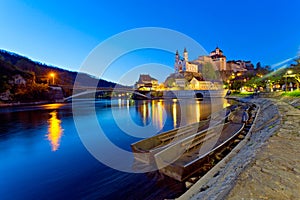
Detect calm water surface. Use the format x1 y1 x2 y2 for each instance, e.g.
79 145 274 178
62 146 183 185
0 98 229 200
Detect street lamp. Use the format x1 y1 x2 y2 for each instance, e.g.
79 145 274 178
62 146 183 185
50 73 55 85
285 70 292 92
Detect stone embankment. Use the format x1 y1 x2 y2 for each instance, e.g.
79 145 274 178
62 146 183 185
177 97 292 200
227 98 300 199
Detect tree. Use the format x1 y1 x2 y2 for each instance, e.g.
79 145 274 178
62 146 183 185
256 62 262 70
201 62 218 81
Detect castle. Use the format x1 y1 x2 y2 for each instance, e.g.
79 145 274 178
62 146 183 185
209 46 227 71
174 47 227 73
174 47 252 73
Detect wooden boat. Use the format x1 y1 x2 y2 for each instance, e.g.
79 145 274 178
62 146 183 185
131 105 239 164
154 108 246 181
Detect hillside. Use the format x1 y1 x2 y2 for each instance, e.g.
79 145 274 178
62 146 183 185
0 50 116 88
0 49 118 102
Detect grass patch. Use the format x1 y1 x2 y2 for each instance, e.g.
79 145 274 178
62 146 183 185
229 91 253 97
281 90 300 97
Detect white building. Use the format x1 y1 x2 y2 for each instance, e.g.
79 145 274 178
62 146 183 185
174 48 199 73
9 74 26 85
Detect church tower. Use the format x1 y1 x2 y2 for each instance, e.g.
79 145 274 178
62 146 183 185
175 50 179 62
175 50 180 72
183 48 188 61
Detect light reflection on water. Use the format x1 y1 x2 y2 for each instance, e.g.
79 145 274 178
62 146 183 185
134 99 226 131
47 111 64 151
0 98 230 200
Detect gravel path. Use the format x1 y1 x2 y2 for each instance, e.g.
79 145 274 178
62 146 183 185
227 99 300 200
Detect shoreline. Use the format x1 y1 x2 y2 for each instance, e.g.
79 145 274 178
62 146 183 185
177 96 300 200
177 97 282 199
0 99 65 108
227 97 300 199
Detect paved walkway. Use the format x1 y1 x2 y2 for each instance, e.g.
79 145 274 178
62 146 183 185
227 99 300 199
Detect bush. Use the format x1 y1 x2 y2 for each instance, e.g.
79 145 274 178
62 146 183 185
229 91 253 97
282 90 300 97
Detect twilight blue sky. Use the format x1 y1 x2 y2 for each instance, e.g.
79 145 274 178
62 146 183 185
1 0 299 85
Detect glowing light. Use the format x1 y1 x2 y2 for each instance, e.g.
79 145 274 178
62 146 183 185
152 101 164 130
157 101 164 129
223 101 231 108
172 102 177 127
195 101 200 122
49 73 55 84
118 98 122 108
47 111 63 151
41 103 63 110
142 102 147 125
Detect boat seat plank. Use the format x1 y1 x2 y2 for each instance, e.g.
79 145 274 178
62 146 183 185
160 128 198 143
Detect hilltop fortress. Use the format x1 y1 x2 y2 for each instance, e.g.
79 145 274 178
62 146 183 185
135 47 254 91
174 46 249 73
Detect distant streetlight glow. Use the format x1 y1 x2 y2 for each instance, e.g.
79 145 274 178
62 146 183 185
50 73 55 85
285 70 293 92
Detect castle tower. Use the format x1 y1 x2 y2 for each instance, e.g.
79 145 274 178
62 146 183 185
216 46 220 54
183 48 188 61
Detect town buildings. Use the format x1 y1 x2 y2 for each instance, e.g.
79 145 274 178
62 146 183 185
135 47 253 91
135 74 158 90
174 47 250 73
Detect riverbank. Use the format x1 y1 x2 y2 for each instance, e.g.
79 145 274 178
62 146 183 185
227 97 300 199
177 97 282 199
0 99 64 108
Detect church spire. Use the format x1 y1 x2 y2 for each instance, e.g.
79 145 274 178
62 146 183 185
174 50 180 73
175 50 179 61
183 48 188 61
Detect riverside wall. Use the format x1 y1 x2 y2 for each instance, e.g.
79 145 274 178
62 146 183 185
177 97 290 200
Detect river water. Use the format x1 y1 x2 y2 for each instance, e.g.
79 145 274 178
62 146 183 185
0 98 229 200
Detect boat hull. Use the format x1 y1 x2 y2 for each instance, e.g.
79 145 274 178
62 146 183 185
131 105 238 164
154 111 245 181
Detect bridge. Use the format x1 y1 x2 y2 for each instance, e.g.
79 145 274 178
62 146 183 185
55 85 227 101
62 86 149 101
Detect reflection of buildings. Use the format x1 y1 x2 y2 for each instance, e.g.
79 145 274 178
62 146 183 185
47 111 63 151
136 101 151 126
152 100 165 129
135 100 228 130
136 100 166 129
